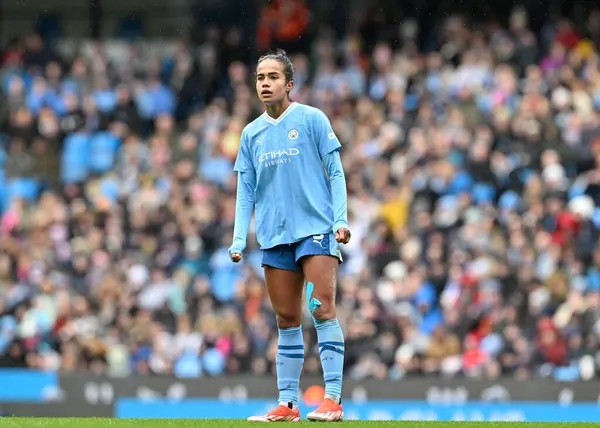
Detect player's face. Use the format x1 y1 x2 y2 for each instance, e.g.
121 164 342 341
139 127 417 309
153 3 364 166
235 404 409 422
255 59 294 105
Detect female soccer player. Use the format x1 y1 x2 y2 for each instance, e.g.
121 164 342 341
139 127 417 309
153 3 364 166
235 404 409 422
229 49 350 422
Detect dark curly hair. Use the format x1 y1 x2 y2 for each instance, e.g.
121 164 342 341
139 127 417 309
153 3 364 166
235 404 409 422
257 48 295 83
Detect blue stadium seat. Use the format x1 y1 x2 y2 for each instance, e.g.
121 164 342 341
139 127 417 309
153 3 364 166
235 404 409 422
4 178 39 207
471 182 496 205
63 132 90 159
92 90 117 113
89 132 120 174
61 162 88 184
62 133 91 183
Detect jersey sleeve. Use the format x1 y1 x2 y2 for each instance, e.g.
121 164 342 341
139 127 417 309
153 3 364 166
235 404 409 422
311 108 342 159
229 168 256 255
233 131 253 172
323 150 348 233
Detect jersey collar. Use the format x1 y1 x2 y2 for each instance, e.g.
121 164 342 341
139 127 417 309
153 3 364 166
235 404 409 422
262 102 298 125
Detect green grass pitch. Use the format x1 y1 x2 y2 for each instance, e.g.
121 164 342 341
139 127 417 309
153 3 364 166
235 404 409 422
1 419 600 428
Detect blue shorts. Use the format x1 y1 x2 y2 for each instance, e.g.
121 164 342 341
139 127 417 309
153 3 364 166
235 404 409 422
262 232 343 272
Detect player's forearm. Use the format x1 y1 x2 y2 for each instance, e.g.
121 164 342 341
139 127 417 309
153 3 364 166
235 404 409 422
323 150 348 231
231 171 256 253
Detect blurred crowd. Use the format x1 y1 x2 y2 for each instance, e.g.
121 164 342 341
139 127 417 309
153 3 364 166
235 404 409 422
2 5 600 382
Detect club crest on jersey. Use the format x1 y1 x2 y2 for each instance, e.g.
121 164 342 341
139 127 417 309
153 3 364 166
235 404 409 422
288 129 299 140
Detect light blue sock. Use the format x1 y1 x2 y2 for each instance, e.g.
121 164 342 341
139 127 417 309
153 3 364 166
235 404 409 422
316 319 344 403
276 326 304 405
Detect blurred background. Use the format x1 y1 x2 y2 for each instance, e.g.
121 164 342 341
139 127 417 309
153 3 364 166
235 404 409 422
1 0 600 421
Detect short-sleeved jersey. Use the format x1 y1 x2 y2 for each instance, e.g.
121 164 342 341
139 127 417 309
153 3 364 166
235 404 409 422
234 102 342 250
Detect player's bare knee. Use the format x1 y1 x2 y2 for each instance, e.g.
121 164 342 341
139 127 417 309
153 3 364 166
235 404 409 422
312 299 336 321
276 312 302 329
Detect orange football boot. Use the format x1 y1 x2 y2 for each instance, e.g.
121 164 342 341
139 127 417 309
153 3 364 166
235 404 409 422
247 403 301 422
306 398 343 422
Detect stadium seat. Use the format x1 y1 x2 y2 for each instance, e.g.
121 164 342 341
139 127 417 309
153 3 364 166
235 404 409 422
89 132 120 174
62 132 91 183
4 178 39 207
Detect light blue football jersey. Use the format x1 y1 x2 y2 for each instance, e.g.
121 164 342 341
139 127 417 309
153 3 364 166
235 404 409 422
233 102 342 250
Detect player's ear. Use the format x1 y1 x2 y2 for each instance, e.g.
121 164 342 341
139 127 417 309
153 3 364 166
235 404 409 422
286 79 294 94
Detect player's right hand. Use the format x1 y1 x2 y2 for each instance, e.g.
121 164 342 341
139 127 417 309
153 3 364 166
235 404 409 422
230 252 243 263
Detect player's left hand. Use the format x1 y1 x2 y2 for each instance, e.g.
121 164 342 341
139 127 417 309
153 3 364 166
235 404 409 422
230 252 243 263
335 228 351 244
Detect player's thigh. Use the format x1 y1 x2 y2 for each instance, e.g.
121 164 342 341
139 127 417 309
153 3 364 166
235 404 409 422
264 266 305 327
297 233 341 318
262 245 305 327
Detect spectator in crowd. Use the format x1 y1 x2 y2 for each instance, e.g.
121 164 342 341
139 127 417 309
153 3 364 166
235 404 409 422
256 0 311 54
1 8 600 382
